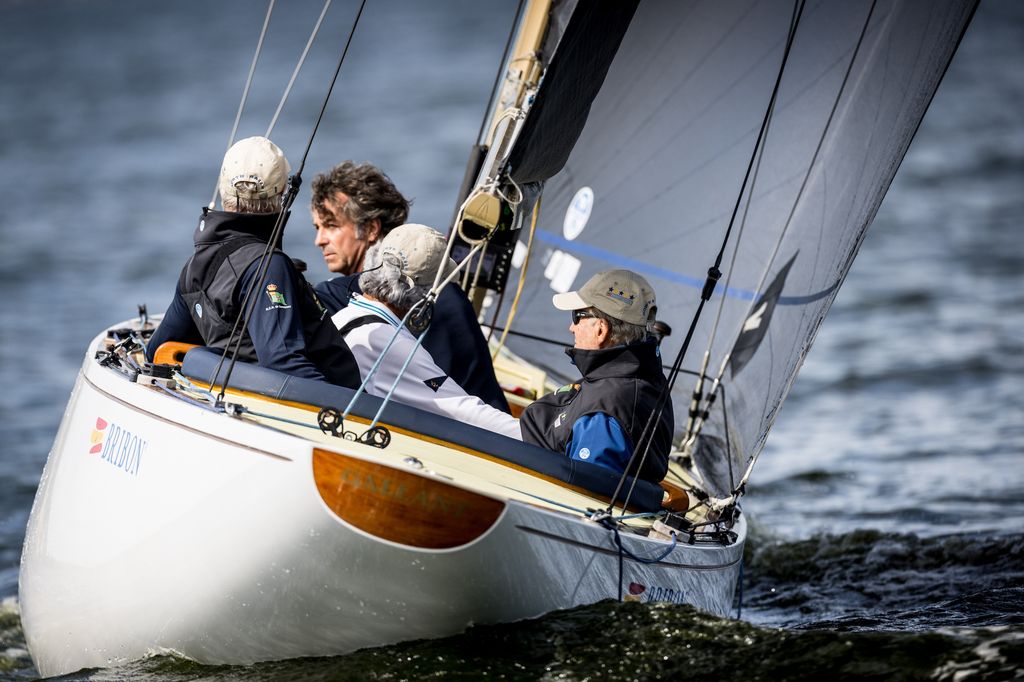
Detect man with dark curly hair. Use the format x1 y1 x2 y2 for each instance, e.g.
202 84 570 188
310 161 410 277
311 161 510 413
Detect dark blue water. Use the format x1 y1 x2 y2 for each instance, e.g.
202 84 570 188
1 1 1022 679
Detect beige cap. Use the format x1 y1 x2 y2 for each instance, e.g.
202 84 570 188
553 269 656 326
218 136 290 201
379 223 458 288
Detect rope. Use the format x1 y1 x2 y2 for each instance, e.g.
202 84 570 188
235 406 323 431
210 187 297 399
292 0 367 179
211 0 367 400
155 382 221 412
590 510 678 601
491 196 540 360
210 0 276 209
339 299 429 420
501 488 591 515
475 0 527 145
338 239 489 439
684 0 880 502
266 0 333 137
484 284 507 344
363 312 435 432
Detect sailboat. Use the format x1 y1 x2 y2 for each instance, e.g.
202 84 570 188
19 0 977 676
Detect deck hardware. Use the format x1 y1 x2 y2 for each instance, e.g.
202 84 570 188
223 402 245 417
318 407 344 437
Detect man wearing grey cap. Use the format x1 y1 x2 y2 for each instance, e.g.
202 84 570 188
146 137 358 387
331 223 521 439
519 269 674 483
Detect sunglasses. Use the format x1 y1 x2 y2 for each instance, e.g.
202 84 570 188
571 309 598 325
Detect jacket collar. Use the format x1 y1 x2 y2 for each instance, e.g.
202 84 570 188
566 338 665 381
193 207 284 246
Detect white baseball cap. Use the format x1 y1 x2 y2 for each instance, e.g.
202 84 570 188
218 136 290 202
553 269 657 326
379 224 458 288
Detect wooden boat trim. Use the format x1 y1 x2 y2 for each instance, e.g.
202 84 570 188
196 380 661 513
313 448 506 549
152 341 199 365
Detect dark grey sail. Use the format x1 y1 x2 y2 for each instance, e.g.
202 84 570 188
489 0 977 498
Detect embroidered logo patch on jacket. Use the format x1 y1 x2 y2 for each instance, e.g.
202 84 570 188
423 375 448 392
265 283 291 309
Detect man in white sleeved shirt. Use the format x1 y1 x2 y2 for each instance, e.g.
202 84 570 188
330 224 521 440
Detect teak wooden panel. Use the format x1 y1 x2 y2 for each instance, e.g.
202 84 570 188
659 481 690 512
313 448 506 549
153 342 199 365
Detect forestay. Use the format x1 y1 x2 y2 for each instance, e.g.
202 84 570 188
492 0 977 498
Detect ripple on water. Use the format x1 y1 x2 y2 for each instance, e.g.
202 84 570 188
10 600 1023 681
743 530 1024 632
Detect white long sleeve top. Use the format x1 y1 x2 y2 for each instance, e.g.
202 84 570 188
331 295 522 440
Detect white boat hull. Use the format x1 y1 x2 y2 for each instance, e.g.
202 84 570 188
21 334 744 676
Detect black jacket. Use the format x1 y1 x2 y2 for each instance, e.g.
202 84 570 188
148 208 358 387
520 339 673 482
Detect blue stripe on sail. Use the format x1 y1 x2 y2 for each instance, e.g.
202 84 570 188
533 229 837 306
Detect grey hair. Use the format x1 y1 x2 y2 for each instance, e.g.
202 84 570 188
359 255 429 313
222 190 284 214
591 307 648 346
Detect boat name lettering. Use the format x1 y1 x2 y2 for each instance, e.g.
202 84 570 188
90 417 145 477
339 469 469 517
645 585 686 604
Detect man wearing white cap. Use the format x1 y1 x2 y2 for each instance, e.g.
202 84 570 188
147 137 358 387
519 269 674 482
331 223 521 439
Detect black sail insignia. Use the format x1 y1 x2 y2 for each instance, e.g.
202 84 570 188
729 253 796 377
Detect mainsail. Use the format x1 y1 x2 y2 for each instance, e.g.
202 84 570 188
486 0 977 498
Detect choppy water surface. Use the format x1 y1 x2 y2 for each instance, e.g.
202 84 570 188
1 0 1022 679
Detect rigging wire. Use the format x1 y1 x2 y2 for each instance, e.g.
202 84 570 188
293 0 366 179
605 0 807 516
209 0 277 209
334 238 489 440
692 0 881 509
682 65 781 448
679 70 786 458
484 283 508 344
211 0 368 400
266 0 333 137
476 0 528 145
491 197 541 361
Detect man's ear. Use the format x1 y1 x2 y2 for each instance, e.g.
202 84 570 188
596 318 611 345
364 219 382 243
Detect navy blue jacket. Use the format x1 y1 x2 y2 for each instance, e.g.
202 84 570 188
315 274 511 413
519 340 673 483
147 210 357 386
